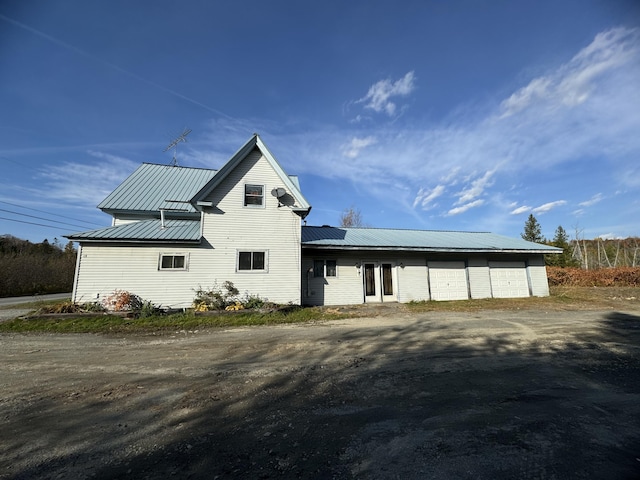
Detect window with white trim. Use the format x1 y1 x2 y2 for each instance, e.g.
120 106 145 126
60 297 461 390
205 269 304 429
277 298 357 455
238 250 267 271
244 184 264 207
313 259 337 278
159 253 188 270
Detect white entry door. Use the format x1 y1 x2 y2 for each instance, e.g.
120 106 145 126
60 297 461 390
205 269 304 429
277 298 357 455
428 261 469 301
363 262 397 303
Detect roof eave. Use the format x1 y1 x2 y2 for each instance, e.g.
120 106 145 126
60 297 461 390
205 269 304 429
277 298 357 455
65 237 202 244
301 245 560 254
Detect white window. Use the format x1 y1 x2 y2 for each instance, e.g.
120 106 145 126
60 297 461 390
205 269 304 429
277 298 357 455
159 253 188 270
313 259 337 278
244 184 264 207
238 250 267 271
326 260 337 277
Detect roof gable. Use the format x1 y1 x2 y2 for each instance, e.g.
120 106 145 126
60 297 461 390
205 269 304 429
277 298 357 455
193 134 311 213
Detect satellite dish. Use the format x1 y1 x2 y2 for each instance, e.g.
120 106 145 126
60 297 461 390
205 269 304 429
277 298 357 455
271 187 286 198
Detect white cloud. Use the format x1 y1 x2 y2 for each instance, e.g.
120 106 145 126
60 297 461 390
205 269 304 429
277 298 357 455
199 27 639 229
579 193 604 207
500 77 552 117
358 71 416 116
447 199 484 216
500 27 639 117
413 184 445 209
342 136 377 159
37 152 137 205
532 200 567 214
454 170 495 205
510 205 531 215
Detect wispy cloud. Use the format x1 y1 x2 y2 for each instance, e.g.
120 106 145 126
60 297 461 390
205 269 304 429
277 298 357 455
413 185 445 209
357 71 416 116
579 193 604 207
532 200 567 214
454 170 495 205
281 27 637 222
342 136 377 159
510 205 531 215
37 151 137 205
447 199 485 216
500 27 638 117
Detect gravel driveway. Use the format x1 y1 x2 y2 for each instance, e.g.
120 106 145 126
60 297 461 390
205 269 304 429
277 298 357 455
1 308 640 479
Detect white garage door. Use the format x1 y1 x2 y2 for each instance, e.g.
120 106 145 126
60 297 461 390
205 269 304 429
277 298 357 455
428 261 469 301
489 262 530 298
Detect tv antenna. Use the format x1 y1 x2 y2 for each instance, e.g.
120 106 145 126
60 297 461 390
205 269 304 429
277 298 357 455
164 128 192 166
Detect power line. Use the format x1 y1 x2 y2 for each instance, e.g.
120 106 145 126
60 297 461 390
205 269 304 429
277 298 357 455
0 200 103 227
0 208 96 230
0 215 69 231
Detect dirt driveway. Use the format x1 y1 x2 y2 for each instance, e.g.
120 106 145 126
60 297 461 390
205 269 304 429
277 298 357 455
1 307 640 479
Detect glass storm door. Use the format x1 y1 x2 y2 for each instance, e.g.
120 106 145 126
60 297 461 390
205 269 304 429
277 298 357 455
381 263 396 301
363 262 396 302
364 263 377 301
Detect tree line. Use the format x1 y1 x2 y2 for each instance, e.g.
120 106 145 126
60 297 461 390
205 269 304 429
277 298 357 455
521 214 640 269
0 235 76 297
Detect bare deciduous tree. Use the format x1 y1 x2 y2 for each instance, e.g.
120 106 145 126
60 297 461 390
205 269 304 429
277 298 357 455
339 206 365 227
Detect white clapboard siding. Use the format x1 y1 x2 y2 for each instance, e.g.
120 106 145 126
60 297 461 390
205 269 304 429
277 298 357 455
73 243 217 308
396 258 430 303
467 258 492 299
527 255 550 297
302 256 364 306
200 150 302 304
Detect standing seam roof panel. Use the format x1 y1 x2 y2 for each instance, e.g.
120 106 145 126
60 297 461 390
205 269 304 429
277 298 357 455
301 226 561 252
98 164 217 213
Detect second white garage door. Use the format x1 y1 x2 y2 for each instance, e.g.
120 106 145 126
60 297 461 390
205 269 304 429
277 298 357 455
428 261 469 301
489 262 530 298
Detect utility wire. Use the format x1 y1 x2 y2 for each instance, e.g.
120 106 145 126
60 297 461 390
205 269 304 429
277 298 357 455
0 208 96 230
0 200 103 227
0 215 69 231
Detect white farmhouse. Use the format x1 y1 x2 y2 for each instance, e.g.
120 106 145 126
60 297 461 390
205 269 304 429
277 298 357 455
67 135 560 308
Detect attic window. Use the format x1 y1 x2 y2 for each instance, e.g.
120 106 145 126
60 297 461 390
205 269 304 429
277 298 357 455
244 184 264 207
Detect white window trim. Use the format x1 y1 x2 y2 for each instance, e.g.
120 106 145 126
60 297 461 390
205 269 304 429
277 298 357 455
236 250 269 273
243 183 266 208
326 259 338 278
313 259 338 278
158 253 189 271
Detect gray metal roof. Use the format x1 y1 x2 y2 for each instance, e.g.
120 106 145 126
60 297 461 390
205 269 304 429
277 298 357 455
98 164 217 214
66 219 201 243
302 226 562 253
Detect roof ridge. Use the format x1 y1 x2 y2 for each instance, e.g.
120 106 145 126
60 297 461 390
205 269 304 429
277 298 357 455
141 162 217 172
303 225 491 234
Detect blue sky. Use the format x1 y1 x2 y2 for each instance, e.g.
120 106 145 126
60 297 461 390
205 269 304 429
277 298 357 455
1 1 639 244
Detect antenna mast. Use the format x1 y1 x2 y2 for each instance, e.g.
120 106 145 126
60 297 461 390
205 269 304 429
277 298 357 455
164 128 192 166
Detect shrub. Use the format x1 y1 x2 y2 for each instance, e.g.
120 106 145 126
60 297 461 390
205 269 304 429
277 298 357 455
547 266 640 287
102 289 143 312
193 281 240 311
193 282 271 311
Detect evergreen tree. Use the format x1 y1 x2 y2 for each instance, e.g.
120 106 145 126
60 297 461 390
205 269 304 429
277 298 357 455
521 214 545 243
552 225 569 248
547 225 570 266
